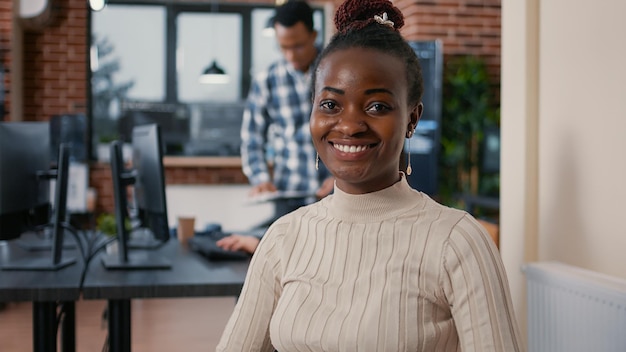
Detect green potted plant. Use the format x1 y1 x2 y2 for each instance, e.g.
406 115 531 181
438 55 500 211
96 213 131 253
96 213 117 237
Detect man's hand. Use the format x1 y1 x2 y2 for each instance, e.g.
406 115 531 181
216 234 261 254
316 177 335 199
249 181 277 196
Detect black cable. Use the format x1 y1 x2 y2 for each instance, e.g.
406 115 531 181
78 232 117 288
89 231 116 258
71 229 116 352
85 228 101 253
83 228 103 262
61 222 88 262
56 301 65 340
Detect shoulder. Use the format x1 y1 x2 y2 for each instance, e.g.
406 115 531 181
437 209 502 272
251 207 315 276
254 209 303 250
411 198 496 251
265 204 317 235
447 210 495 247
252 59 288 84
408 195 468 232
422 200 493 246
256 204 320 251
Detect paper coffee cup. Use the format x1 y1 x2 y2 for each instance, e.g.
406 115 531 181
177 216 196 245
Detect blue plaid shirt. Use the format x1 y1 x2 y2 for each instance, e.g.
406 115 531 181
241 54 329 194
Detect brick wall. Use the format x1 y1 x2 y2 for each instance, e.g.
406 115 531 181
0 0 501 213
21 0 88 120
397 0 501 85
0 0 11 119
90 162 248 213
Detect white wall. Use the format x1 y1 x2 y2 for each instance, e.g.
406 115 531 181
537 0 626 274
166 184 274 233
501 0 626 338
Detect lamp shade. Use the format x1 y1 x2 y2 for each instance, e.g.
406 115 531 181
262 16 275 37
89 0 107 11
199 60 230 84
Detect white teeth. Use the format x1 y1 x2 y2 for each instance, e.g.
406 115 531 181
333 144 369 153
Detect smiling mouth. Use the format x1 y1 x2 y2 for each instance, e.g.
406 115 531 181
332 143 374 153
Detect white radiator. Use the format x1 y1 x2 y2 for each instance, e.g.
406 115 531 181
523 261 626 352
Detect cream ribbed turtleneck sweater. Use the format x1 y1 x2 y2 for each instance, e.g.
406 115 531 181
217 176 523 352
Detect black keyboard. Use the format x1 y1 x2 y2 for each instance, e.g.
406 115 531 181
187 233 251 261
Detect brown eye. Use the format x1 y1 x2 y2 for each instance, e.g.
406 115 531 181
366 103 391 113
320 101 338 111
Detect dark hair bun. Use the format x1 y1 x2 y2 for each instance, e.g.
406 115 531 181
334 0 404 33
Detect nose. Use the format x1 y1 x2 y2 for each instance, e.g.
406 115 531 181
335 109 368 136
284 49 297 65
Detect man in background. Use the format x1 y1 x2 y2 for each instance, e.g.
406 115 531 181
217 0 333 253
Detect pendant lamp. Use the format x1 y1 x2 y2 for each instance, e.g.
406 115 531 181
199 0 230 85
199 60 230 84
89 0 107 11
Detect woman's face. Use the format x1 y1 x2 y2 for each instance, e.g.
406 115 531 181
311 47 420 194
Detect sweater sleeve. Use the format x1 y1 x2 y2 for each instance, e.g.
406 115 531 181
216 223 285 352
441 215 525 352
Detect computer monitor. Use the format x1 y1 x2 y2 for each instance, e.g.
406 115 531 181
0 129 76 270
117 101 190 155
405 40 443 196
0 122 51 241
46 144 77 269
101 124 171 270
132 124 170 244
50 113 88 163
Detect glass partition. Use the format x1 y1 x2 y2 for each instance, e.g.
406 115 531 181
91 4 166 149
177 12 242 103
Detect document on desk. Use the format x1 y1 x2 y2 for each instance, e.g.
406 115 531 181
244 190 316 205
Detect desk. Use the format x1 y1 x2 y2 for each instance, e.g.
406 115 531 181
81 240 248 352
0 239 83 352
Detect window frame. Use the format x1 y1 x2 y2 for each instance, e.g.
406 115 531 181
88 1 325 159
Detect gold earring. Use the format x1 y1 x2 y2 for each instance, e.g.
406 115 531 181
315 153 319 170
406 130 413 175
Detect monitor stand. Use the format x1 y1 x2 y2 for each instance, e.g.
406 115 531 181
101 252 171 270
127 237 163 249
126 228 164 249
15 231 77 251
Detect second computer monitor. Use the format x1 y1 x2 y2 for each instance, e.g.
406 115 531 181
102 125 171 270
132 124 170 242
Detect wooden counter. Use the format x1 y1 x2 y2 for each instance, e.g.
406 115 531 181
163 156 242 168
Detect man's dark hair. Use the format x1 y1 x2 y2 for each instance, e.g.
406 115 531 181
274 0 315 32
